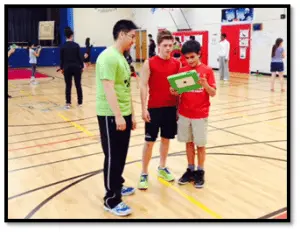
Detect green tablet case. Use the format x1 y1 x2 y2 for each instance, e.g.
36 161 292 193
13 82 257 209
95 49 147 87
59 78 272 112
10 44 17 49
168 70 202 94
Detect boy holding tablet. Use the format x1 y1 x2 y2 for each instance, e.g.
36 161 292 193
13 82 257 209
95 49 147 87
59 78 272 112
170 40 216 188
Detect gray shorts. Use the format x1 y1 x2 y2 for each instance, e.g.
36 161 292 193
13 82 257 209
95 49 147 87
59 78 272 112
177 114 208 147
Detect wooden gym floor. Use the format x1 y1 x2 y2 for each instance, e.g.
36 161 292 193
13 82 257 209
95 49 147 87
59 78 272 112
7 64 287 219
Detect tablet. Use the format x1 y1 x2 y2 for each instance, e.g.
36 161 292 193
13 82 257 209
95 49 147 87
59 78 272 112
168 70 202 94
10 44 17 49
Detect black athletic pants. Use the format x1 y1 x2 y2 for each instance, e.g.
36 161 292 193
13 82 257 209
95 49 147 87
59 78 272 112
63 66 82 105
97 115 132 209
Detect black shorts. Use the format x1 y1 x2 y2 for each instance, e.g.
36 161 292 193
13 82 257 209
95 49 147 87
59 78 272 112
270 62 284 72
145 106 177 142
173 52 181 58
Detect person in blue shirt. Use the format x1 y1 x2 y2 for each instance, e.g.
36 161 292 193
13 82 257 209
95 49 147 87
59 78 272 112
270 38 286 92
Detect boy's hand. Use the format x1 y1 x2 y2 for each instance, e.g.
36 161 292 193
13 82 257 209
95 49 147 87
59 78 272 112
142 109 151 123
198 75 208 88
132 116 137 130
170 87 179 96
116 115 126 131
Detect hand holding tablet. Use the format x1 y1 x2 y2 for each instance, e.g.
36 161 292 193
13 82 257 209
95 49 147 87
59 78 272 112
168 70 202 94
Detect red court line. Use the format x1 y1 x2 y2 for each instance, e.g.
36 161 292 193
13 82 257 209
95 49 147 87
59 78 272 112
273 212 287 219
8 135 97 152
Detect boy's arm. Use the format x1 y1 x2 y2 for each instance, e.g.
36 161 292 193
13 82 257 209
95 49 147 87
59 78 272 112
8 49 15 57
140 60 151 122
199 69 216 97
33 49 41 57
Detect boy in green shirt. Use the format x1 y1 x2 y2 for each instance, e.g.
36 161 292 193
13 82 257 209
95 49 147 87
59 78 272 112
96 19 138 217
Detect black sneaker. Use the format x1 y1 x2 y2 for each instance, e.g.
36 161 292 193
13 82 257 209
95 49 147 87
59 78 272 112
178 169 194 185
194 170 205 188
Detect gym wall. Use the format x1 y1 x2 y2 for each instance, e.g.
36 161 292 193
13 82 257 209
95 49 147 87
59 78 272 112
73 8 133 47
250 8 287 75
8 8 110 68
133 8 287 75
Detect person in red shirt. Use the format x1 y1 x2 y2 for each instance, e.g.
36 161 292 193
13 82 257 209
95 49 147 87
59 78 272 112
138 30 180 190
170 40 216 188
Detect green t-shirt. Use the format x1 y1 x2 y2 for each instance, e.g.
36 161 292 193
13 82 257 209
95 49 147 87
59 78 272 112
96 46 132 116
173 44 181 51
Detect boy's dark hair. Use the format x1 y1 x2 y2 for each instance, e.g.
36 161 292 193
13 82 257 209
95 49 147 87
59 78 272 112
189 35 195 40
157 30 173 45
148 34 153 38
113 20 138 40
181 40 201 55
221 33 227 38
64 27 74 39
27 42 36 50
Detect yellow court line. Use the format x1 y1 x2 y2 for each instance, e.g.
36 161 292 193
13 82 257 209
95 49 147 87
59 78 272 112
157 178 222 219
9 82 33 99
58 113 222 219
127 157 223 219
20 90 32 99
57 113 94 137
8 82 16 88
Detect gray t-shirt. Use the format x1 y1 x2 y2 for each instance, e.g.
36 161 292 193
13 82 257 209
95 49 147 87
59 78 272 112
272 47 284 63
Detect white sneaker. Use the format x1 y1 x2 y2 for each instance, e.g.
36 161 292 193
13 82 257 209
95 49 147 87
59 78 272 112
64 104 71 110
30 77 38 85
104 202 132 216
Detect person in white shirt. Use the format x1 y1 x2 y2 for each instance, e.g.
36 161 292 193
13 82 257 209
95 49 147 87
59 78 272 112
28 42 42 85
218 33 230 81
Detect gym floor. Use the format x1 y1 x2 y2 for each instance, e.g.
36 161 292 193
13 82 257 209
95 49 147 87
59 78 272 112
7 64 287 219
